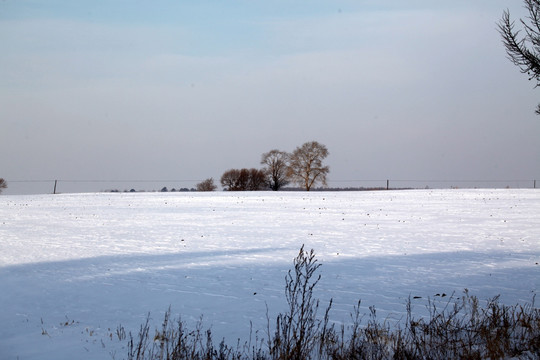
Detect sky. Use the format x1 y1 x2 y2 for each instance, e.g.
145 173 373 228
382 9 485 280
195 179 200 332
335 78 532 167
1 0 539 193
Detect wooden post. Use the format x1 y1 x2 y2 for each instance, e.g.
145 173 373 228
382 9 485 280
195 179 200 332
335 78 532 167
386 179 389 190
53 180 57 194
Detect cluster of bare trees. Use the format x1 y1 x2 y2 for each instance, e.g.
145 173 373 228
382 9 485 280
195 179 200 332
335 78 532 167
220 168 267 191
0 178 6 194
220 141 330 191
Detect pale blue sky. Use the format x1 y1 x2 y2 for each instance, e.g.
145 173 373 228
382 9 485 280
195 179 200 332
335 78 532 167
1 1 539 193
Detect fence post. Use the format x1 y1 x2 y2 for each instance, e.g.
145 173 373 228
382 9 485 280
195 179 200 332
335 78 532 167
386 179 389 190
53 180 57 194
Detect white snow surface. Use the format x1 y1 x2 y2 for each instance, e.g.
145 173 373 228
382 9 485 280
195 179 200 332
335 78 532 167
1 189 539 359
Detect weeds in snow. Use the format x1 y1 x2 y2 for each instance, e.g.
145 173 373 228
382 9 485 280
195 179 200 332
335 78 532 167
124 246 540 360
117 324 127 341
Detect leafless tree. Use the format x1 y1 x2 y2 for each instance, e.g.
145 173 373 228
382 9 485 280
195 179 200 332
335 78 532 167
220 168 267 191
196 178 217 191
499 0 540 114
261 149 290 191
0 178 6 194
221 169 242 191
287 141 329 191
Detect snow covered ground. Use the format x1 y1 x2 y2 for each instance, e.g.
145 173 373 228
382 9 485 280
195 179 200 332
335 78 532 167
0 189 539 359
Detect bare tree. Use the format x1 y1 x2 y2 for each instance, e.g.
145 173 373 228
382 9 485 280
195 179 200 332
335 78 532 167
288 141 329 191
221 169 242 191
499 0 540 114
261 149 290 191
196 178 217 191
0 178 6 194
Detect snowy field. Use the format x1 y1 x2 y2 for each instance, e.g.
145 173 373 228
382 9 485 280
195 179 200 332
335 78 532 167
1 189 539 359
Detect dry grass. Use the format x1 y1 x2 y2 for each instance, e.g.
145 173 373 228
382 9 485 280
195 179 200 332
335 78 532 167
123 247 540 360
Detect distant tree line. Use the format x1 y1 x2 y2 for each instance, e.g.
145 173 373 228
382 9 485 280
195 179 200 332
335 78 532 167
109 187 198 193
220 141 330 191
0 141 329 194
